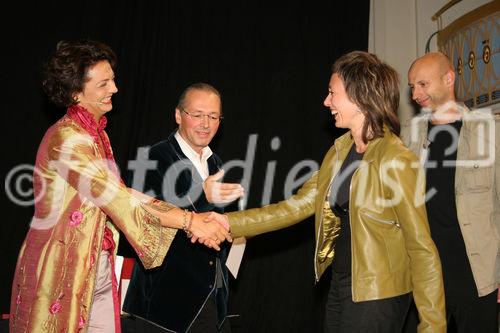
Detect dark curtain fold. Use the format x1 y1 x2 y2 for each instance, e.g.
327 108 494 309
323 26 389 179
2 1 370 331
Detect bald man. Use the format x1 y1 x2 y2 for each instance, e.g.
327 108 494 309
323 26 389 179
401 52 500 332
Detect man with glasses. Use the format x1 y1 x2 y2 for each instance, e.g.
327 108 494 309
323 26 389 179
123 83 244 332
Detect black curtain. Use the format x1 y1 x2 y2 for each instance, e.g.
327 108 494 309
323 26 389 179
1 1 369 331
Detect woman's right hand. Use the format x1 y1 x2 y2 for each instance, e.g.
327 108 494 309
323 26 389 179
142 200 232 251
189 211 232 251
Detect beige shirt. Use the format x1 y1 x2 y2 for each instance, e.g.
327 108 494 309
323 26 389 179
400 107 500 297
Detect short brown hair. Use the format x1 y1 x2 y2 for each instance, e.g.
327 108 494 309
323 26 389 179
42 39 117 107
332 51 400 143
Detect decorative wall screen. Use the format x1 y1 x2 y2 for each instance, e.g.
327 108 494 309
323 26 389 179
437 1 499 109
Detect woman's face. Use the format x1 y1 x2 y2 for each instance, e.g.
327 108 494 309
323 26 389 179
323 73 364 131
74 60 118 120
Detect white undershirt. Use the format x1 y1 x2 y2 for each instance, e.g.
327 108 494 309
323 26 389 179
174 131 213 180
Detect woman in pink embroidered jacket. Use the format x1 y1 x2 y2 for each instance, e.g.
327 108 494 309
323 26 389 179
9 40 232 333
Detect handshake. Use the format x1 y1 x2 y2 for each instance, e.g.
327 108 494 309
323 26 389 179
141 169 244 251
187 211 233 251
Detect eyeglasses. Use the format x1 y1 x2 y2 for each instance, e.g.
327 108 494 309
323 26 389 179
181 108 224 122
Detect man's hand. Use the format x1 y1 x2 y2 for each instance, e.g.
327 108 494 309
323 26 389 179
203 170 244 204
189 211 232 251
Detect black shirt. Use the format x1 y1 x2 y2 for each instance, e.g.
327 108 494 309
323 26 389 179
425 120 475 293
329 144 364 273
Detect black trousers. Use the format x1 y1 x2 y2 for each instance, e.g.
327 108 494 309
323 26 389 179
189 292 232 333
446 289 498 332
403 251 499 333
324 269 411 333
403 289 498 333
442 258 498 333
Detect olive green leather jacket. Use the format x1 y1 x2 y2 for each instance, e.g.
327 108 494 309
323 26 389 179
229 130 446 332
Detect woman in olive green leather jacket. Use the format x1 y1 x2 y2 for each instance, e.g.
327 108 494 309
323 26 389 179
208 51 446 332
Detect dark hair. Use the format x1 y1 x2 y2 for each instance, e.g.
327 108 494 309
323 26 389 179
176 82 222 113
332 51 400 143
42 39 117 107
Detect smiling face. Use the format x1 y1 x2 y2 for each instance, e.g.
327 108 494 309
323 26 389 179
323 73 365 131
408 54 455 111
175 89 221 154
74 60 118 120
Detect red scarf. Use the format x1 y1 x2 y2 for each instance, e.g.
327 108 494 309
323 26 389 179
66 104 122 333
67 104 120 178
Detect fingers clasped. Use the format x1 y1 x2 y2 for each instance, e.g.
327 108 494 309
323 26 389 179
189 211 232 251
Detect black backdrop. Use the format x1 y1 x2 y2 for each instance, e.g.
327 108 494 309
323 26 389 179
1 1 369 331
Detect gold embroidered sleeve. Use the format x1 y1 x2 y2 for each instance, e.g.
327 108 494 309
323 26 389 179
48 128 177 269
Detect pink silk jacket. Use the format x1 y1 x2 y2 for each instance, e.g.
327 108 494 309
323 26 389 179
10 113 176 332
